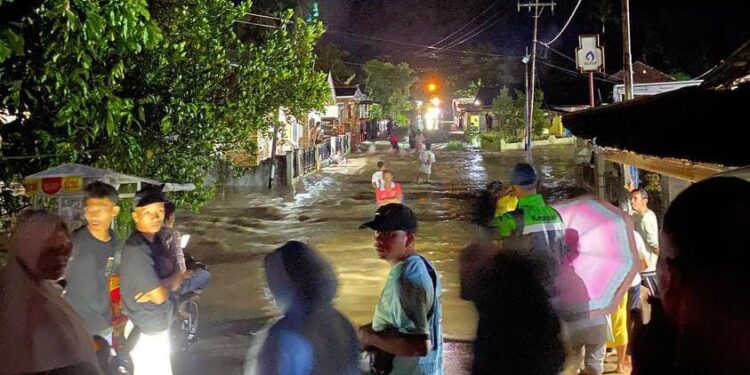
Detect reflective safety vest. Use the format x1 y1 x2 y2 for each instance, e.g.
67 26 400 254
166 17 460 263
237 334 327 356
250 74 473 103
493 193 566 294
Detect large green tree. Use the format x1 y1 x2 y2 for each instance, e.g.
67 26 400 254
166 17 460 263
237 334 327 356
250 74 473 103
1 0 328 210
492 87 547 142
315 42 354 83
363 60 416 122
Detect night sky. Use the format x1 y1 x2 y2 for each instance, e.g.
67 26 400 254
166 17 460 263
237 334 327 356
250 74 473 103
317 0 748 104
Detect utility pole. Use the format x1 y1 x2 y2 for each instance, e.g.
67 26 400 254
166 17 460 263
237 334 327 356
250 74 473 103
621 0 634 101
518 0 556 154
268 122 280 190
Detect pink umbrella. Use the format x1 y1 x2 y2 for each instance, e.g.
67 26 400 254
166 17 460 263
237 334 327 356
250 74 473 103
551 196 639 321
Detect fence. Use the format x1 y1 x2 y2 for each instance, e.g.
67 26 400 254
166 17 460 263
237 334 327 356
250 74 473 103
292 148 300 178
302 146 316 174
319 138 332 161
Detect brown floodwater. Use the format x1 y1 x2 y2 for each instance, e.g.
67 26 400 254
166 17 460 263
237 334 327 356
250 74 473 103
177 143 578 342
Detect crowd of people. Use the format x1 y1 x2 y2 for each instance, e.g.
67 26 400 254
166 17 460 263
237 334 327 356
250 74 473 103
1 152 749 375
0 181 211 374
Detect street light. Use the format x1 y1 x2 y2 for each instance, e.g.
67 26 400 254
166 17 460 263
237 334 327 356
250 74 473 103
430 97 440 106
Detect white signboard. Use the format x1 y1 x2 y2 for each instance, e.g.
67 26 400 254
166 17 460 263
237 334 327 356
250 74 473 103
576 35 604 72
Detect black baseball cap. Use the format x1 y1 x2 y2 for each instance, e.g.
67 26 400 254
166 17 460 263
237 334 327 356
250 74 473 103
359 203 418 233
132 184 166 208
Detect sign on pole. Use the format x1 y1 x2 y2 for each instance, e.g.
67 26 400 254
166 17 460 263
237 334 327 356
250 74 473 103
576 35 604 108
576 35 604 72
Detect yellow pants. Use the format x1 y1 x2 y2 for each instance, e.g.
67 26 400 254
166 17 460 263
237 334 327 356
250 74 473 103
607 293 629 347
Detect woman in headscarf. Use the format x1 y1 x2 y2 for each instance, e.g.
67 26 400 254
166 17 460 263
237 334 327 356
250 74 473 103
0 209 101 374
244 241 360 375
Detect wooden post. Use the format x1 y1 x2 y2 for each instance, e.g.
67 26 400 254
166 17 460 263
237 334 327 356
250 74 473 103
595 151 606 199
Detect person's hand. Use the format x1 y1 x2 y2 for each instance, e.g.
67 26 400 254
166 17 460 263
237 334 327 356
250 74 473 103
182 270 194 279
500 184 514 197
358 323 375 348
134 292 150 303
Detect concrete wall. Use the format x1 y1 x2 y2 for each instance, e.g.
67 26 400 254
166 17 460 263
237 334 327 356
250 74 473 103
495 136 575 151
661 175 692 205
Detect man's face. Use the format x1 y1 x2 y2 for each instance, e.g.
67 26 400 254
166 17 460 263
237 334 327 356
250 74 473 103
373 230 412 262
132 202 165 235
84 197 120 233
630 191 648 213
36 228 74 280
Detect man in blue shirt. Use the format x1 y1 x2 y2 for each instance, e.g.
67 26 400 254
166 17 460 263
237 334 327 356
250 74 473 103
358 203 443 375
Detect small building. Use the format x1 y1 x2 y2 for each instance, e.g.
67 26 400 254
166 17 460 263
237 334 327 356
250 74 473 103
452 87 504 132
611 61 703 103
564 41 750 210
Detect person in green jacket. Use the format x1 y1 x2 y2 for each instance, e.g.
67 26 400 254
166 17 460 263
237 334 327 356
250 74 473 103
492 163 566 296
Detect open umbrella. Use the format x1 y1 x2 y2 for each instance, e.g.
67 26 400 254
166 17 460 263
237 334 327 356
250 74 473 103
551 196 639 321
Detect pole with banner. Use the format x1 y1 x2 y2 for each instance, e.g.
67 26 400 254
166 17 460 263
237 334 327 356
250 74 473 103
576 35 604 109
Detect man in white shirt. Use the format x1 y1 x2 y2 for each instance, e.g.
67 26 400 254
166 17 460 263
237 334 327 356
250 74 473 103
372 161 386 189
630 188 659 270
417 143 436 183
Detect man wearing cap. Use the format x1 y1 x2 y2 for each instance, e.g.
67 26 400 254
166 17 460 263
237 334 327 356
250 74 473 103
492 163 566 296
120 186 181 374
358 203 443 375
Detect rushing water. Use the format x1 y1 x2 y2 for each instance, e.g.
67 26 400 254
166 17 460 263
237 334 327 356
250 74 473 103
176 143 578 343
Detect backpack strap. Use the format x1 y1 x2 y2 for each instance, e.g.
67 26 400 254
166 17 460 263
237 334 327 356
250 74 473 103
416 255 440 350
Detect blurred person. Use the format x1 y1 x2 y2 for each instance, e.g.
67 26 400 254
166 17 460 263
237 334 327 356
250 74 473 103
0 209 101 374
607 231 650 374
64 181 121 344
632 177 750 375
460 241 564 375
493 163 566 296
358 204 443 375
160 201 211 296
630 188 659 259
244 241 359 375
414 131 425 154
416 143 435 183
389 132 400 154
376 170 404 207
372 161 386 189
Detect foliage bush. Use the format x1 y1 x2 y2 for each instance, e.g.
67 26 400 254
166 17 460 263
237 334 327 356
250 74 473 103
1 0 329 212
444 141 466 150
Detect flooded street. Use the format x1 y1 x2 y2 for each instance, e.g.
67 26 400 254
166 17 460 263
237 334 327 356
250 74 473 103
174 141 577 373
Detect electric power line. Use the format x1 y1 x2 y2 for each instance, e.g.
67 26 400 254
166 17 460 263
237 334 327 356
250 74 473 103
539 43 621 82
435 10 512 53
429 2 515 55
539 60 619 84
541 0 582 46
416 0 502 55
326 29 522 59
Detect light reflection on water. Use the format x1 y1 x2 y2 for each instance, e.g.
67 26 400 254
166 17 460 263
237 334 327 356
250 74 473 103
179 144 577 340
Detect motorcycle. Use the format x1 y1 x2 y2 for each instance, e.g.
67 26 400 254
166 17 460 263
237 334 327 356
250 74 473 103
170 251 206 351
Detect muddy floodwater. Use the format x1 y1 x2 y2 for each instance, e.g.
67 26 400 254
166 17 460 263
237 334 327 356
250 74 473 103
177 143 578 344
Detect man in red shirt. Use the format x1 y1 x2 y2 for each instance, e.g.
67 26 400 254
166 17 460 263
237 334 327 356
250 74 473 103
376 170 403 207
